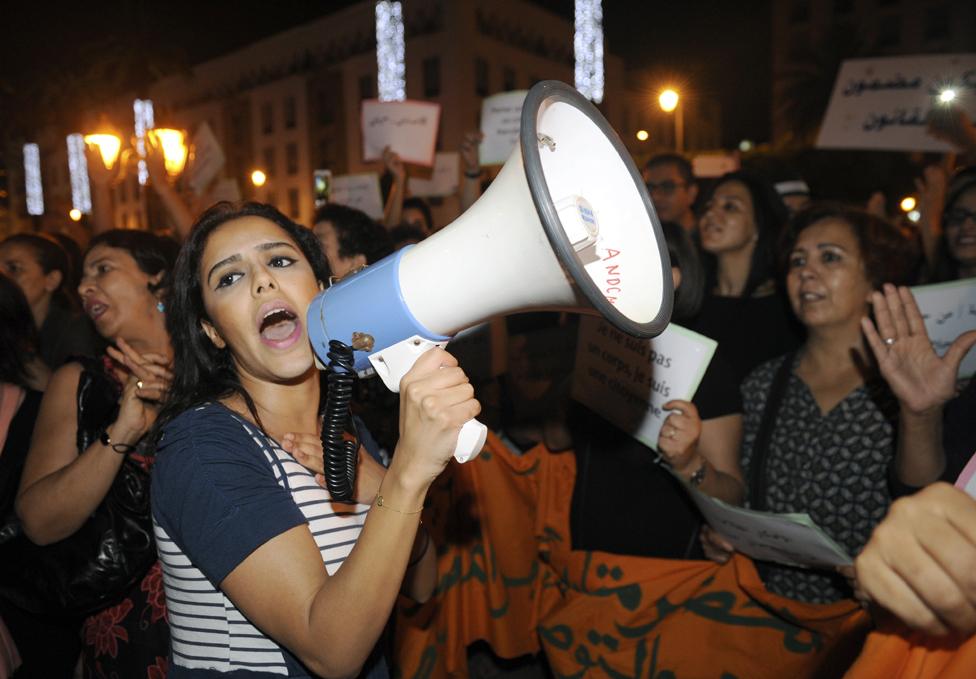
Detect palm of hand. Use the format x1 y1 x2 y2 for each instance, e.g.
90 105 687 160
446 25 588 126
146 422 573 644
879 336 955 414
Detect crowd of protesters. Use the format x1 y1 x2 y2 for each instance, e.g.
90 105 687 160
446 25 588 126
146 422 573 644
0 109 975 679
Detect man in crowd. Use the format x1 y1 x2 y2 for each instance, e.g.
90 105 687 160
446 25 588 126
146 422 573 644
643 153 699 232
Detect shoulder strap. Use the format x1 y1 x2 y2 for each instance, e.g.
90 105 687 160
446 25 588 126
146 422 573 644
748 353 795 511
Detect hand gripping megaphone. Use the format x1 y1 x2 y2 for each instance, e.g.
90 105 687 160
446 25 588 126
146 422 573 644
308 80 672 474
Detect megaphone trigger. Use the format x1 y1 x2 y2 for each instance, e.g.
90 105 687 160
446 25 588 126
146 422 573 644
367 335 488 464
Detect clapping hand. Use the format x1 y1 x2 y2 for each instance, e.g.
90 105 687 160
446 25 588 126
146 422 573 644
106 338 173 439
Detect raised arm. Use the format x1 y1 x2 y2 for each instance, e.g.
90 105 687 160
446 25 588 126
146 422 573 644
382 146 407 229
220 348 477 678
861 284 976 488
17 343 170 544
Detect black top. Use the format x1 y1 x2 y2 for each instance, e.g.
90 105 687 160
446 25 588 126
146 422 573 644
0 389 43 523
39 304 100 370
741 355 896 603
570 354 743 559
689 290 803 389
943 378 976 483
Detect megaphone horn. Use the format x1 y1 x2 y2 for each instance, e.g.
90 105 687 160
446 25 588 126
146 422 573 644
309 80 672 469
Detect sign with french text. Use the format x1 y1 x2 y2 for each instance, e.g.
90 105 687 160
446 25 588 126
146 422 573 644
361 99 441 167
686 484 853 569
571 319 716 450
817 54 976 152
329 173 384 220
910 277 976 379
408 152 459 197
479 90 527 166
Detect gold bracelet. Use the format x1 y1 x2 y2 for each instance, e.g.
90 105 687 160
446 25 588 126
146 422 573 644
374 495 423 515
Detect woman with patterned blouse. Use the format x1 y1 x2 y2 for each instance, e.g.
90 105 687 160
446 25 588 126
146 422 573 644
701 204 919 604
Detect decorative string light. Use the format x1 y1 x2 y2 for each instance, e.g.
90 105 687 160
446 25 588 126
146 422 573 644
66 133 92 214
574 0 604 103
133 99 155 185
375 1 405 102
23 143 44 216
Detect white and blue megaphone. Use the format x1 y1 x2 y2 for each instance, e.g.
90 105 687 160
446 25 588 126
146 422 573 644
308 80 672 463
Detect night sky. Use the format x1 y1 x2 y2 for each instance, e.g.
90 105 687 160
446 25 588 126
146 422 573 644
0 0 771 147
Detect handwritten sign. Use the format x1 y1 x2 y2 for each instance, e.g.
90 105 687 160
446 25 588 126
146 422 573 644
479 90 527 166
910 277 976 379
408 152 459 197
686 484 852 569
188 121 226 196
817 54 976 152
571 319 716 450
329 173 384 220
361 99 441 167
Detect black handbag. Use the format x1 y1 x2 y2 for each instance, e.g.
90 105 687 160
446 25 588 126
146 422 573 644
0 358 156 617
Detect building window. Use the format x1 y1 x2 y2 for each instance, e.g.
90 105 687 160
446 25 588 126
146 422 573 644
288 188 300 218
833 0 853 13
423 57 441 98
231 112 247 145
263 147 276 177
286 143 299 176
318 139 333 168
261 102 273 135
316 91 336 126
924 5 950 41
789 0 810 23
503 67 516 91
877 13 901 48
284 96 297 129
475 58 489 97
359 74 375 100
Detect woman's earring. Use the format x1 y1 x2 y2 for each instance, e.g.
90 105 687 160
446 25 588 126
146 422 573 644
156 301 166 313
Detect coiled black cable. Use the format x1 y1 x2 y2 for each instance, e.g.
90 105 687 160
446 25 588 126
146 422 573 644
321 339 359 503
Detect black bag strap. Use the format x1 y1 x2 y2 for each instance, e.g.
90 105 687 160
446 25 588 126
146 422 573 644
748 353 795 512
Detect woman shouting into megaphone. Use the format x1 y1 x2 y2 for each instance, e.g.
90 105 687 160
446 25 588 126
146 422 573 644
150 201 479 679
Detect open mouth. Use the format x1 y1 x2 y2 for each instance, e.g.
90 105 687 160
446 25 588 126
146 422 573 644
259 307 299 343
86 302 108 320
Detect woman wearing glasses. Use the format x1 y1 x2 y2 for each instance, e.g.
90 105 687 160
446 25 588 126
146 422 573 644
931 168 976 282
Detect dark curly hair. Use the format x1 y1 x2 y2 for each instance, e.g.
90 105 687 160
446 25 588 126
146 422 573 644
313 203 393 266
701 170 789 299
86 229 180 296
781 203 920 289
0 272 40 388
154 201 330 439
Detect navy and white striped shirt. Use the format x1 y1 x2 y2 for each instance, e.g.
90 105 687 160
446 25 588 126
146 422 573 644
152 403 384 678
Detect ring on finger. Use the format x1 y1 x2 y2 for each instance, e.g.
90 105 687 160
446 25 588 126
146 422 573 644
136 380 144 390
883 337 896 346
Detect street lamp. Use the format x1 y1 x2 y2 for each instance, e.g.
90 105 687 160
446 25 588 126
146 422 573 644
147 128 188 178
251 169 267 187
658 88 684 153
636 129 649 142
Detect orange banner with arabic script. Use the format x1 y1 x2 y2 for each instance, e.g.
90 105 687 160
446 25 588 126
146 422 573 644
394 433 869 678
844 623 976 678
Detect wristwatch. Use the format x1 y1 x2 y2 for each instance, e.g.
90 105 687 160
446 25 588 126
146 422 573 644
688 460 707 487
100 430 137 454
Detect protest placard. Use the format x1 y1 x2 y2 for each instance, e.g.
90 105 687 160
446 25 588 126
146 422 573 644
188 122 226 196
479 90 527 166
910 278 976 379
329 173 384 220
571 318 716 450
685 484 853 569
817 53 976 152
408 152 459 197
361 99 440 167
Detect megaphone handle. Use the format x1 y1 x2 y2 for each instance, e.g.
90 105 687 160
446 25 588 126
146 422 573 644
368 335 489 464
